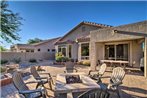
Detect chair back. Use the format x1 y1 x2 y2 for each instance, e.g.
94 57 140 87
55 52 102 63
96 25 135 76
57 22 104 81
12 72 29 91
30 66 40 79
65 61 75 72
111 67 125 84
77 88 109 98
99 63 107 75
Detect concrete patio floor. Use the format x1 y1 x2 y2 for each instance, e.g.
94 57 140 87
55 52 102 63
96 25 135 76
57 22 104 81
1 64 147 98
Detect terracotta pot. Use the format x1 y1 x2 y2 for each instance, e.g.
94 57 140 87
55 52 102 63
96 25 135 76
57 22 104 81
0 77 12 87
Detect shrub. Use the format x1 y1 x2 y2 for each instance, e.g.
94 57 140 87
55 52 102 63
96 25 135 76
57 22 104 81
1 60 8 64
13 58 21 64
55 52 69 62
82 60 90 66
29 59 37 63
77 61 83 65
0 66 7 73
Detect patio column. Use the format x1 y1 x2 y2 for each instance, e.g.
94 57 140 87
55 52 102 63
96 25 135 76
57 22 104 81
90 42 97 70
144 37 147 78
78 43 81 61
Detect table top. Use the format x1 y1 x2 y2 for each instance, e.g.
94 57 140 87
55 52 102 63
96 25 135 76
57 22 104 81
101 60 129 64
55 72 100 93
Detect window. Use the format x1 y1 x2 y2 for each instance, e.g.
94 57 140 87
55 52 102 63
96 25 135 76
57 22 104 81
31 50 34 52
68 45 72 58
82 26 86 32
81 43 89 60
48 49 50 52
38 49 40 51
105 44 129 61
52 49 55 52
26 50 30 52
58 45 67 56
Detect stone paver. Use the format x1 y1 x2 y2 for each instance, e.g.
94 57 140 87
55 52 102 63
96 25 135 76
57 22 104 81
1 64 147 98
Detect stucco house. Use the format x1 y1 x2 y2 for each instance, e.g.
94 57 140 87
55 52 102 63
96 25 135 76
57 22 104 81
10 37 60 53
55 21 112 61
55 20 147 77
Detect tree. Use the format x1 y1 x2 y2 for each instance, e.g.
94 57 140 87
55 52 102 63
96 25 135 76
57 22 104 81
0 46 7 51
27 38 43 44
0 0 23 43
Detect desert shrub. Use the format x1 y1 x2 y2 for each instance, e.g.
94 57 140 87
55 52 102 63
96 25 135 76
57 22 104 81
13 57 21 64
82 60 90 66
55 52 69 62
29 59 37 63
77 61 83 65
0 66 7 73
1 60 8 64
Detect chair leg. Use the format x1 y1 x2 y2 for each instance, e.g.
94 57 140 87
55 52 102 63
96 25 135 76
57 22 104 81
48 81 52 90
116 89 120 98
36 83 40 89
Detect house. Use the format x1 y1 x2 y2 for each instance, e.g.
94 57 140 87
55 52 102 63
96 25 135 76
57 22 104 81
90 20 147 77
10 37 60 53
55 21 112 61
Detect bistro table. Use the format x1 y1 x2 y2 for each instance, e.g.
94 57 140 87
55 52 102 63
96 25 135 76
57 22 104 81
100 60 129 70
54 72 100 98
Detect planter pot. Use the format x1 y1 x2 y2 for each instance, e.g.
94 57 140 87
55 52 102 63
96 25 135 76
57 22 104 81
0 77 12 87
0 73 12 87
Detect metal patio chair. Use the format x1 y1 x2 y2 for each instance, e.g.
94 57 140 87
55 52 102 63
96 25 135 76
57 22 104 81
100 67 125 98
88 63 107 83
30 66 53 90
64 61 78 73
12 71 46 98
77 88 110 98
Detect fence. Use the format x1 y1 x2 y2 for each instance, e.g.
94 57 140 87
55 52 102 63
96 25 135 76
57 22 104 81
1 52 55 62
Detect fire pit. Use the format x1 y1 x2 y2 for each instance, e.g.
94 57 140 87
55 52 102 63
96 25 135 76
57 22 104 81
66 75 82 84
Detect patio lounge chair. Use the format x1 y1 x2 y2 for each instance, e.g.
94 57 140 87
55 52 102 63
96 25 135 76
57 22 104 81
64 61 78 73
30 66 53 90
12 71 46 98
77 88 110 98
100 67 125 98
88 63 107 83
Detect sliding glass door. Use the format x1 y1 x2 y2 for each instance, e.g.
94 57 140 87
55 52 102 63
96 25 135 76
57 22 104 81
105 44 129 61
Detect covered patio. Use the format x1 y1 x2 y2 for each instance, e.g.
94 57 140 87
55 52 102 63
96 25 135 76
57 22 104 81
90 21 147 77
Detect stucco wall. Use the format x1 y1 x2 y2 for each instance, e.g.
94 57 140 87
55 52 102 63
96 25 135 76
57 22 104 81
34 38 58 52
56 25 102 60
60 25 100 42
1 52 55 61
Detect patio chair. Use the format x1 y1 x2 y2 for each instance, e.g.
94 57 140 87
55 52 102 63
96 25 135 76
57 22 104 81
64 61 78 73
30 66 53 90
77 88 110 98
88 63 107 83
12 71 46 98
100 67 125 98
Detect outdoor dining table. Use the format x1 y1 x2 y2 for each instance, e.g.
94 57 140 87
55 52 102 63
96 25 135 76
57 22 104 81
100 60 129 70
54 72 100 98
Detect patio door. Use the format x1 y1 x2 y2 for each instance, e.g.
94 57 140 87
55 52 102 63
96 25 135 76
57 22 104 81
105 44 129 61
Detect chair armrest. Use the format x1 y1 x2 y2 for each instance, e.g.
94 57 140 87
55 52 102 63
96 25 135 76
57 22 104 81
73 68 78 72
25 80 42 84
111 81 122 86
19 88 44 94
88 70 99 75
35 77 48 80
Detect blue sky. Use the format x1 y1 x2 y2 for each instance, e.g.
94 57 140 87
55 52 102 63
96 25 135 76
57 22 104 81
3 1 147 48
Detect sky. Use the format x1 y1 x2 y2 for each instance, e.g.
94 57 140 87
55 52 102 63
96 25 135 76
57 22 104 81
2 1 147 49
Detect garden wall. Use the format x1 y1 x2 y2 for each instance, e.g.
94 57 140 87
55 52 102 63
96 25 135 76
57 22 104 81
0 52 55 61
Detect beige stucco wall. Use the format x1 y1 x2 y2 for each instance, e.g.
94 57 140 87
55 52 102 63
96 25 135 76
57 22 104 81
144 38 147 77
1 52 55 61
57 25 102 60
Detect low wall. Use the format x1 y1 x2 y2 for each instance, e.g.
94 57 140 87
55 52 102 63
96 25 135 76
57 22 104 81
1 52 55 61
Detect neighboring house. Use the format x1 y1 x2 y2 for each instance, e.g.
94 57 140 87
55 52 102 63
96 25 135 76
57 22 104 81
55 21 112 61
10 37 60 53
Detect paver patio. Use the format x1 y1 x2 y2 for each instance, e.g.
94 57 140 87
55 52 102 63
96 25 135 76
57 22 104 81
1 64 147 98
